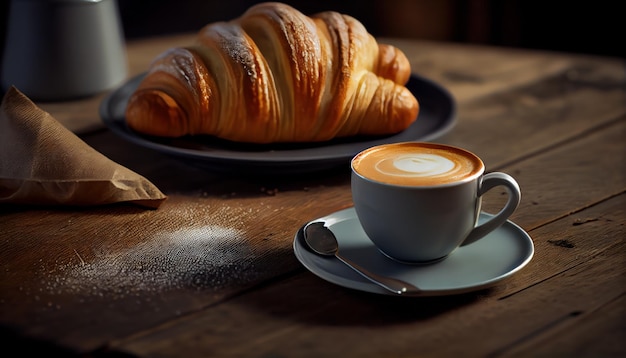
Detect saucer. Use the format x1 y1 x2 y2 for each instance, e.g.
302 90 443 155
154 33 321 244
293 207 534 296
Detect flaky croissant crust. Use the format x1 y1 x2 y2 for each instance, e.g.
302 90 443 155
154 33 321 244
125 2 419 144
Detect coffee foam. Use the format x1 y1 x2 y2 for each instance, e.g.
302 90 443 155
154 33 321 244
352 142 484 186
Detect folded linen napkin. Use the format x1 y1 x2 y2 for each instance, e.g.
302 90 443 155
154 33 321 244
0 86 167 209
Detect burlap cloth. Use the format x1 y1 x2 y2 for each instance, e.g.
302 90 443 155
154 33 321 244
0 86 166 208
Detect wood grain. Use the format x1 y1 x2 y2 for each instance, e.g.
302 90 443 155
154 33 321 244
1 34 624 357
109 194 625 357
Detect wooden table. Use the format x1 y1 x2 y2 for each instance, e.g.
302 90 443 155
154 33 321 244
1 33 625 357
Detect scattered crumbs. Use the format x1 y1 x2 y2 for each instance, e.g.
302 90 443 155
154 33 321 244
572 217 599 226
73 249 86 266
532 201 539 205
548 239 575 248
44 225 264 298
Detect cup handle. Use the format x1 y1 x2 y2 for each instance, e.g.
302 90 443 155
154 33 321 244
461 172 521 246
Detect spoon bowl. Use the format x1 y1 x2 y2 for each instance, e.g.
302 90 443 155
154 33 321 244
303 222 420 295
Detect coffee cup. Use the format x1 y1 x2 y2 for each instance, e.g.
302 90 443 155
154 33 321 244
351 141 521 264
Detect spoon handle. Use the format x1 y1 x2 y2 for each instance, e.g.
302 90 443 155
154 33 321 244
335 253 421 295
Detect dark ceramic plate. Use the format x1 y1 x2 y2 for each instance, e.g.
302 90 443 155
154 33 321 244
99 73 456 174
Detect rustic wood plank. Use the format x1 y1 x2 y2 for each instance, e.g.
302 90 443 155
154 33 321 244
480 118 625 230
508 294 626 357
2 73 624 356
1 36 623 356
0 188 349 352
102 120 626 355
442 83 625 171
388 38 626 104
109 194 625 357
101 122 626 356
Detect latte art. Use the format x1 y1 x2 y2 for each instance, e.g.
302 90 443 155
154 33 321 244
376 153 456 178
352 142 484 186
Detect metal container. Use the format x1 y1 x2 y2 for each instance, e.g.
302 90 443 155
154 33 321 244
1 0 128 101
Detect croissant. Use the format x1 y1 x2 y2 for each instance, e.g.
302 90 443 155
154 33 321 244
125 2 419 144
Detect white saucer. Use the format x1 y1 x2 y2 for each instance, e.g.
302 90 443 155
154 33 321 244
293 207 534 296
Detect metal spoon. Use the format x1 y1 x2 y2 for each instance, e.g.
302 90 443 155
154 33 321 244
303 222 421 295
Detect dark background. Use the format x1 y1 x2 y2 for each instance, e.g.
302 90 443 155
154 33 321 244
0 0 624 64
113 0 624 58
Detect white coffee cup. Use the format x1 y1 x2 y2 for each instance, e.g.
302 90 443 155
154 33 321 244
351 141 521 264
